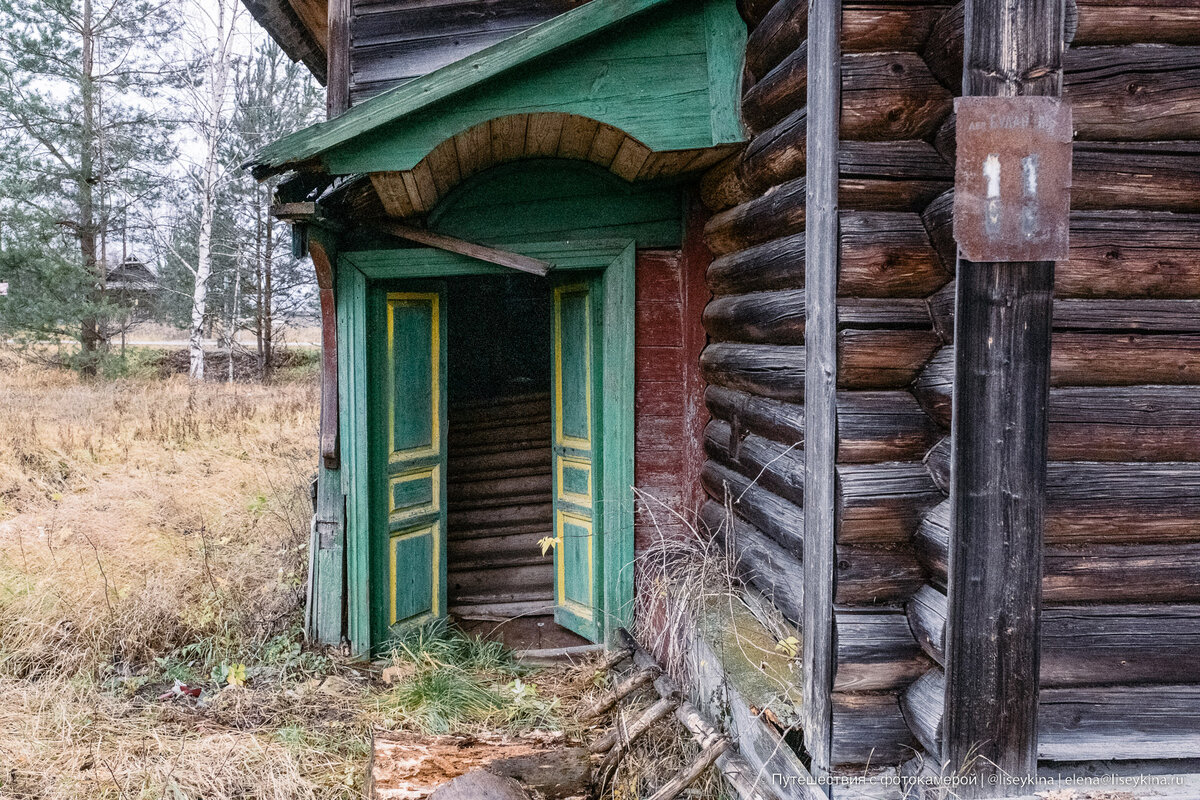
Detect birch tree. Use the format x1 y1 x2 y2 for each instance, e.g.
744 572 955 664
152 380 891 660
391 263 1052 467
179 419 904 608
177 0 243 381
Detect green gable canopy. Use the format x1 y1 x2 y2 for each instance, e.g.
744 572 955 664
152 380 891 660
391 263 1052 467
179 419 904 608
248 0 746 216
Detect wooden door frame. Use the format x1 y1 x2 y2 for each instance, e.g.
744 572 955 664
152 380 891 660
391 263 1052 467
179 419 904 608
337 240 636 654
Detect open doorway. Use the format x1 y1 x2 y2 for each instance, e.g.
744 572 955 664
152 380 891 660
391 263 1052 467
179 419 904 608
443 274 590 651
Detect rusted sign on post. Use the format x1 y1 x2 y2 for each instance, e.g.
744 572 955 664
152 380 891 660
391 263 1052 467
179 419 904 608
953 97 1073 262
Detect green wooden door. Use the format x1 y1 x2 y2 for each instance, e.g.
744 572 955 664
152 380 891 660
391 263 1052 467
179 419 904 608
379 290 448 634
551 280 603 641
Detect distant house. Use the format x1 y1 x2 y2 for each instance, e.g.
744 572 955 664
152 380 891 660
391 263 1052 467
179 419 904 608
104 255 157 303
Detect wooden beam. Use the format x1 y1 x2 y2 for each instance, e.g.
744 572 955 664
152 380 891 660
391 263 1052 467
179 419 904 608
326 0 349 118
803 0 840 786
371 221 553 277
308 231 340 470
942 0 1066 791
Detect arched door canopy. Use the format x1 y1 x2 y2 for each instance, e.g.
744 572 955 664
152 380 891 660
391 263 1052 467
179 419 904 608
249 0 747 215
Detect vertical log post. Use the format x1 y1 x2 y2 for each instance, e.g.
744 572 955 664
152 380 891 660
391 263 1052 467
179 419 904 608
944 0 1066 792
802 0 841 785
327 0 351 118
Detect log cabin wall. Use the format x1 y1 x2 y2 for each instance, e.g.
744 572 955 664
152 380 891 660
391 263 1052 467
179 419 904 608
700 0 956 777
347 0 589 105
899 0 1200 774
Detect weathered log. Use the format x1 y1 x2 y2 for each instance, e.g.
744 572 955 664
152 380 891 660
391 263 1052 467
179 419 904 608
837 462 942 545
486 749 592 800
927 290 1200 336
701 460 805 555
1060 212 1200 298
705 212 947 297
449 447 553 476
831 692 918 767
705 144 951 254
1052 332 1200 386
704 177 806 256
1067 46 1200 141
924 204 1200 300
905 584 947 666
911 346 954 428
921 2 964 90
701 332 939 401
703 290 931 344
839 330 943 389
1075 0 1200 46
745 0 806 81
899 668 944 759
704 420 804 508
581 667 660 720
447 502 552 530
742 43 807 134
843 3 948 54
842 53 954 142
449 422 551 447
701 108 806 211
919 510 1200 602
702 499 804 623
1048 386 1200 461
645 738 732 800
913 500 950 582
705 386 941 464
1038 685 1200 761
589 694 679 754
838 140 953 213
737 0 779 29
835 609 933 691
898 673 1200 762
1040 605 1200 687
743 51 953 138
1074 142 1200 213
708 418 940 545
918 459 1200 544
1045 461 1200 544
837 545 927 603
923 437 950 494
448 474 550 502
929 142 1200 215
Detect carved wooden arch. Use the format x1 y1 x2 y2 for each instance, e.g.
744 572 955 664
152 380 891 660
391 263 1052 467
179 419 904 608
368 112 738 218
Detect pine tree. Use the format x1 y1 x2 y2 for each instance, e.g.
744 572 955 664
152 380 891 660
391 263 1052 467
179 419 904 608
0 0 178 373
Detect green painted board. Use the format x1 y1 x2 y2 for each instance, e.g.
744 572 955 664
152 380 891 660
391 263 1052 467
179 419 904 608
250 0 747 179
430 161 683 249
389 300 435 453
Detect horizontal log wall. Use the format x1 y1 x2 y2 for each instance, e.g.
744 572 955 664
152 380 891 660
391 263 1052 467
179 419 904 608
716 0 1200 778
899 0 1200 774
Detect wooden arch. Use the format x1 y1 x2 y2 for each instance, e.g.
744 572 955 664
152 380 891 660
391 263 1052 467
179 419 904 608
368 112 738 218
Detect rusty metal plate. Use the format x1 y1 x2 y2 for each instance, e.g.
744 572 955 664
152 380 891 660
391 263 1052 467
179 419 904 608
953 96 1073 263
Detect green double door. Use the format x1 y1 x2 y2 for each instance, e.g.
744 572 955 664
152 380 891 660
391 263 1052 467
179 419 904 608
377 279 604 643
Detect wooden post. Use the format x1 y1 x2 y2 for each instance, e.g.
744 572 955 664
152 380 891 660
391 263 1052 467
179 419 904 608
307 228 346 646
326 0 351 118
944 0 1066 792
802 0 840 784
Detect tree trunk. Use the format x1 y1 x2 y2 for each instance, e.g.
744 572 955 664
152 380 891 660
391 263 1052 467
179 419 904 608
189 0 234 382
78 0 100 377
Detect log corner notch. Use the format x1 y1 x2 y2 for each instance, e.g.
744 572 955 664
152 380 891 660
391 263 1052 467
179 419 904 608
274 202 340 471
942 0 1066 793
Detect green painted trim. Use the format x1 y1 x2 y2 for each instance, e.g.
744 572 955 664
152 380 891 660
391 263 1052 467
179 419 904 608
704 0 748 144
337 262 372 655
342 240 641 280
339 240 636 651
250 0 676 175
600 242 636 642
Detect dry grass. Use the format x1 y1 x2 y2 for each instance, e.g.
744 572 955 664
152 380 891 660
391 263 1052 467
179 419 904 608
0 352 379 799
